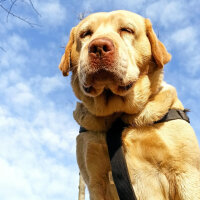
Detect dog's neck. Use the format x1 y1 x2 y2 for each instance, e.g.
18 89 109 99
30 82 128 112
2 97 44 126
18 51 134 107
73 81 184 132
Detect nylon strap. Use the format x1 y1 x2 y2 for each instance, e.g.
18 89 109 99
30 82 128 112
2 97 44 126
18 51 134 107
106 118 137 200
79 109 190 200
154 109 190 124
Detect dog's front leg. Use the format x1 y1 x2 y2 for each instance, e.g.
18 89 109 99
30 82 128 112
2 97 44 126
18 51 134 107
77 132 118 200
175 166 200 200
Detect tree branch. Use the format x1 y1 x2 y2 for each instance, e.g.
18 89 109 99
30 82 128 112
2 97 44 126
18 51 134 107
0 46 6 52
0 2 40 27
28 0 41 17
78 11 91 21
6 0 18 22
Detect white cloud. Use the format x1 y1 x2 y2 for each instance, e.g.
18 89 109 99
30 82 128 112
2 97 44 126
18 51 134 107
8 34 29 51
5 82 35 106
168 26 200 76
171 26 196 46
188 54 200 76
37 0 67 27
0 28 79 200
81 0 147 11
0 158 35 200
0 69 22 90
160 2 186 26
0 156 79 200
0 94 79 200
37 76 65 94
145 1 187 27
0 34 29 68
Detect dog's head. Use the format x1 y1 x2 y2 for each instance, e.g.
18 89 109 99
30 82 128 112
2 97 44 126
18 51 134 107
59 10 171 116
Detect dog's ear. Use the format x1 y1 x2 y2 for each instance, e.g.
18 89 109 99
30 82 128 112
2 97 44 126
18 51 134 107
145 19 171 68
59 27 76 76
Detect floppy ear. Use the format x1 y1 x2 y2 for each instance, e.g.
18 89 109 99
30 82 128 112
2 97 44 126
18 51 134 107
145 19 171 68
59 27 75 76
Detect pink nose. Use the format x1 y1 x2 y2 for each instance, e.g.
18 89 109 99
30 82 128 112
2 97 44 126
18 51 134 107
88 38 115 58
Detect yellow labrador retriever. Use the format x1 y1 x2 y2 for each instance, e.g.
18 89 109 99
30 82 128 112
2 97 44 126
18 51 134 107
59 10 200 200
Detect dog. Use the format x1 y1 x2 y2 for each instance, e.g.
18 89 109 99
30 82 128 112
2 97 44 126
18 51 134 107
59 10 200 200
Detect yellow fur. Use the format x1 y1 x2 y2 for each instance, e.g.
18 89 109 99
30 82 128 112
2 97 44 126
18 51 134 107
59 10 200 200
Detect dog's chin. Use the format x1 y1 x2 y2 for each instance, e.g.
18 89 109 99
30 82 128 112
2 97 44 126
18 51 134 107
81 81 135 97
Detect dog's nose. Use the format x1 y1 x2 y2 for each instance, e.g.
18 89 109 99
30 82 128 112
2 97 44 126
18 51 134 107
88 38 114 58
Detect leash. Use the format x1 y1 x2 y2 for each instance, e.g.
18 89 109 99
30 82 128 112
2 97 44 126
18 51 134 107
79 109 190 200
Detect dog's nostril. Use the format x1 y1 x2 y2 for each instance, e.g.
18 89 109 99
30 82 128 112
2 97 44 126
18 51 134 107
89 46 97 53
103 45 109 52
88 38 114 56
90 45 97 54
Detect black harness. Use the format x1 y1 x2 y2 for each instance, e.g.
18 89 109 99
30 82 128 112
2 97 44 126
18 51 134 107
79 109 190 200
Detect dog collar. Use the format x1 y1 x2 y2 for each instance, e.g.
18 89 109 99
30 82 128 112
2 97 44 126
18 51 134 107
79 109 190 133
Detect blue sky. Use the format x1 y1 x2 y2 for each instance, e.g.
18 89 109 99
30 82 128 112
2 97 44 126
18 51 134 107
0 0 199 199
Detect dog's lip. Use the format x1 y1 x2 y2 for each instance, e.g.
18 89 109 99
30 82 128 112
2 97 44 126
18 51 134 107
83 85 94 93
82 82 134 94
118 82 134 91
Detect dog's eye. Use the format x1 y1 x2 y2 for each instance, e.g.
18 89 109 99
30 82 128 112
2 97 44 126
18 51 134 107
80 30 93 38
120 28 134 34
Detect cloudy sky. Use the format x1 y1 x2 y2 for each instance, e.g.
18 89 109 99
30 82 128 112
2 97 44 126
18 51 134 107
0 0 199 199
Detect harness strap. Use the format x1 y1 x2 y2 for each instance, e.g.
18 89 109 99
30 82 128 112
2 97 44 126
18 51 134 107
106 118 137 200
79 126 88 133
79 109 190 200
154 109 190 124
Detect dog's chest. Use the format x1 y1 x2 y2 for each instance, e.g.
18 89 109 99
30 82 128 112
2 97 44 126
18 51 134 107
76 127 173 199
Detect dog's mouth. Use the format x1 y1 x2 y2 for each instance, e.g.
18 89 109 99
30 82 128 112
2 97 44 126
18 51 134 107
80 67 136 97
118 82 133 91
82 82 134 97
83 85 93 93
